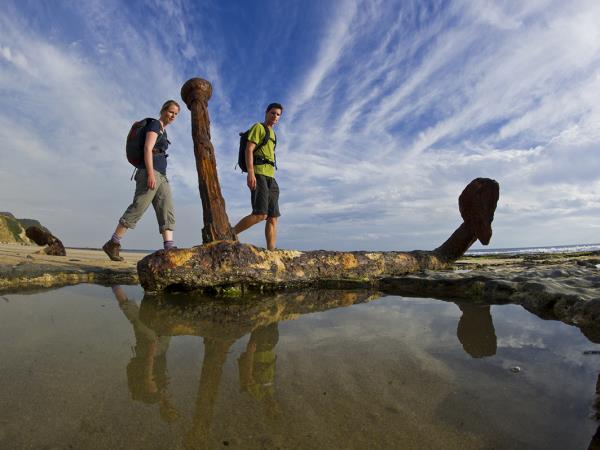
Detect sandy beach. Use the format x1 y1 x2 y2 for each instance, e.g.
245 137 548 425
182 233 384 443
0 243 146 293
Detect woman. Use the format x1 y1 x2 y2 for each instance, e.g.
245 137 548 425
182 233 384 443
103 100 180 261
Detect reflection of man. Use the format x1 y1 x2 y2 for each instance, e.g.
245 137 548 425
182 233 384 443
111 286 180 422
238 323 280 418
456 304 497 358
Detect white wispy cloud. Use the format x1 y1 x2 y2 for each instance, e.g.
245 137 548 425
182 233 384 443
1 0 600 251
275 0 600 250
0 0 220 248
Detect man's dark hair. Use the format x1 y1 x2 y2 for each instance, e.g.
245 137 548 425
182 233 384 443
266 102 283 113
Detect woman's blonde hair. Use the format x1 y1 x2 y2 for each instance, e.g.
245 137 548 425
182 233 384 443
161 100 180 112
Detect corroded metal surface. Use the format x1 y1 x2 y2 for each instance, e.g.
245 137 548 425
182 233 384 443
138 241 445 292
181 78 236 243
137 178 499 293
433 177 499 262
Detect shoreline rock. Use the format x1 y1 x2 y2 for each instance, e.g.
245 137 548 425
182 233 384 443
0 243 144 293
380 251 600 342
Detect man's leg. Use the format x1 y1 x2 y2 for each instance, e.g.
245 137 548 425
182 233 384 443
265 177 280 251
235 174 268 237
265 217 278 251
162 229 173 242
234 214 267 235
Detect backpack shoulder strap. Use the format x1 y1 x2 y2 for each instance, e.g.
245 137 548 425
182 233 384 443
252 123 271 153
258 123 277 169
259 123 271 147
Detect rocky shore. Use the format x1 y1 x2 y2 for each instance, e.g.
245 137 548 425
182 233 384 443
1 243 599 342
380 251 600 342
0 243 144 293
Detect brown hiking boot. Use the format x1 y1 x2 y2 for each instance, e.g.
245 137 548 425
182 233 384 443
102 240 124 262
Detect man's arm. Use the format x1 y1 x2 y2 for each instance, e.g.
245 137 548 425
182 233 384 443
246 141 257 190
144 131 159 189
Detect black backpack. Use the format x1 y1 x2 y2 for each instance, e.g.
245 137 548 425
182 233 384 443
237 123 277 173
126 118 166 168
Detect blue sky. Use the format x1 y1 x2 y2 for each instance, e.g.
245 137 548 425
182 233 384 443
1 0 600 251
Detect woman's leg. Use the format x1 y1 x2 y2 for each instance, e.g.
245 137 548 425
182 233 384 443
152 173 176 248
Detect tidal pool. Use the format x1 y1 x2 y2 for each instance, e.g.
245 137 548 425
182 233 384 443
0 284 599 449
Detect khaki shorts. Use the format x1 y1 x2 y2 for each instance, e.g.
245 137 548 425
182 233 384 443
119 169 175 233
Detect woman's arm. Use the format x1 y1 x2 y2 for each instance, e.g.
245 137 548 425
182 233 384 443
144 131 159 189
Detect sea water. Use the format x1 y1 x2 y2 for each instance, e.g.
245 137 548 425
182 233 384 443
468 242 600 256
0 284 599 449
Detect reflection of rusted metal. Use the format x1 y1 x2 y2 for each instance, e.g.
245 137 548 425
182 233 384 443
456 304 497 358
136 290 375 448
139 289 379 338
185 337 234 449
181 78 236 244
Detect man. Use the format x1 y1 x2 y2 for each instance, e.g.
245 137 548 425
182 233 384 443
234 103 283 250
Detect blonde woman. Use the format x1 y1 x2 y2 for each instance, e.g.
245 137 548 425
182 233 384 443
103 100 180 261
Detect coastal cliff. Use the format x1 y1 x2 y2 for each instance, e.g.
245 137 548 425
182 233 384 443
0 213 34 245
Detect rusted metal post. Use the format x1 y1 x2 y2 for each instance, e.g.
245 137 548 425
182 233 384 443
181 78 237 243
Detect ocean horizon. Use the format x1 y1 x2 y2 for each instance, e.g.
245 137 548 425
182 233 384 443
68 242 600 256
467 243 600 255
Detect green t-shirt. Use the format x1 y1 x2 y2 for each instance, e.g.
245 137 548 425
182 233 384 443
247 122 276 178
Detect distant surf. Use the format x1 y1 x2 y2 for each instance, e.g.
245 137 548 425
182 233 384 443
467 243 600 256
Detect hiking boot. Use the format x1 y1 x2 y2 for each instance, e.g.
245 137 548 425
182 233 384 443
103 240 124 262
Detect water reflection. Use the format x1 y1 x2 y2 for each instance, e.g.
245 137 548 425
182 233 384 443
453 302 600 450
590 375 600 450
456 304 497 358
238 323 280 416
185 336 235 449
101 286 600 449
111 286 180 422
122 289 379 449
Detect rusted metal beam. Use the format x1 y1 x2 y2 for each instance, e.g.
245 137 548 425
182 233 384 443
137 178 500 293
181 78 237 243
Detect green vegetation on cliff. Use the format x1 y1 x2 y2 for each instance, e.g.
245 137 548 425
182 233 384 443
0 213 33 244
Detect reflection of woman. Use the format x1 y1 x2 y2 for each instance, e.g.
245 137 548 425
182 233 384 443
238 323 280 418
112 286 180 422
102 100 180 261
